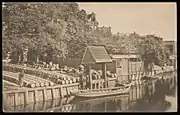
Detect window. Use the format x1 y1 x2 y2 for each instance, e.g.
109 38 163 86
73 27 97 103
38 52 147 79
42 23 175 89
117 59 122 68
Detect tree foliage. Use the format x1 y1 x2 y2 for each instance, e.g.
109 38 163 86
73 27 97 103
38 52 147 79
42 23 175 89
2 2 170 66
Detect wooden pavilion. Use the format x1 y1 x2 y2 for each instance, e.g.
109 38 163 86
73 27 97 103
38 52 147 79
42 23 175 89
81 46 112 89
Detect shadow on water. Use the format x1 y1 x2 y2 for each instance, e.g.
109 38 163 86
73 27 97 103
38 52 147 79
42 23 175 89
4 72 176 112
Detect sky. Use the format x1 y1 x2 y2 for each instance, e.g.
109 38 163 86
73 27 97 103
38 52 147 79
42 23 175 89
78 2 177 41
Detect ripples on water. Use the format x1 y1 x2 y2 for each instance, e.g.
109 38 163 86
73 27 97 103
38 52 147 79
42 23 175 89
4 72 176 112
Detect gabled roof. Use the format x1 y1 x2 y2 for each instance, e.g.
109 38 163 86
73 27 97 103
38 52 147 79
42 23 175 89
81 46 112 64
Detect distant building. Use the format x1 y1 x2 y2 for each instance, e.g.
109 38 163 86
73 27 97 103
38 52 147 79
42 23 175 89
164 41 176 66
164 41 176 54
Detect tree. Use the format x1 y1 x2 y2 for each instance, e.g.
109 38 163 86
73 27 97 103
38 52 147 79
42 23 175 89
3 3 49 63
3 2 170 66
2 3 71 62
138 35 170 67
42 19 68 60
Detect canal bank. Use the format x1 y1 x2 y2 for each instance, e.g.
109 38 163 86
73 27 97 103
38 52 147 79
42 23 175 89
3 71 174 109
3 71 176 112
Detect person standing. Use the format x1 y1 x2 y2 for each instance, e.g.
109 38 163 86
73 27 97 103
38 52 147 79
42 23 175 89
19 69 25 87
85 66 90 89
79 65 86 89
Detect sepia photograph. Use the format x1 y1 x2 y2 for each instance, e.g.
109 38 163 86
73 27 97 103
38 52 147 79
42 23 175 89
2 2 177 112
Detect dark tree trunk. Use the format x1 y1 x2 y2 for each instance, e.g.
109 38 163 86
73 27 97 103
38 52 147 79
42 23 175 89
22 48 28 64
36 54 40 64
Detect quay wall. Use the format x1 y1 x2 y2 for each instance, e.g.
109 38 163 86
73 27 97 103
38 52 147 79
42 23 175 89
3 77 117 107
3 83 79 108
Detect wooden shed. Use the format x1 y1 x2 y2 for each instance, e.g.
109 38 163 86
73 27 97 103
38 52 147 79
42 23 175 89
110 54 144 82
81 46 113 89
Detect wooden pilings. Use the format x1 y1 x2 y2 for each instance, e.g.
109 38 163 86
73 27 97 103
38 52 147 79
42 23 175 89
4 97 77 112
129 80 155 103
4 83 79 107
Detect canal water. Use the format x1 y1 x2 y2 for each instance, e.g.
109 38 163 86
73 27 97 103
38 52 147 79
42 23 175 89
4 72 177 112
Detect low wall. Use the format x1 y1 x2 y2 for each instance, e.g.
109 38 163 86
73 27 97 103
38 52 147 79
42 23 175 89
4 78 117 107
3 83 79 107
4 97 76 112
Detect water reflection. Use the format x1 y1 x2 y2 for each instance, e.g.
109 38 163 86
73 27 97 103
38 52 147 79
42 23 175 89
4 72 176 112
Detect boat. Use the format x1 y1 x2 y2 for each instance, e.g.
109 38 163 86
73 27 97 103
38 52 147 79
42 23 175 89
72 83 132 98
72 94 129 105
